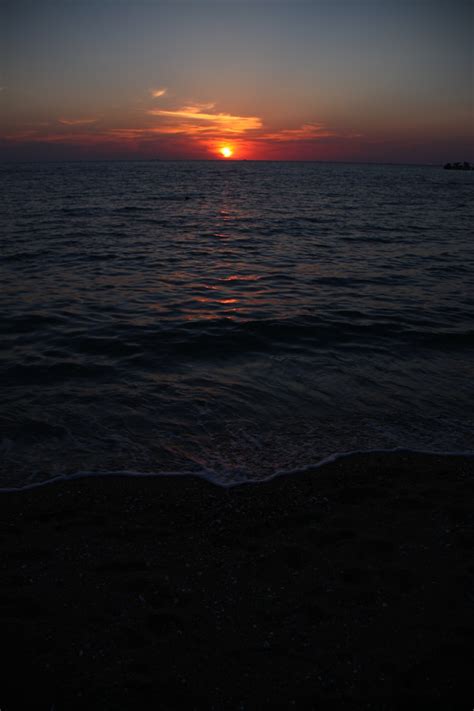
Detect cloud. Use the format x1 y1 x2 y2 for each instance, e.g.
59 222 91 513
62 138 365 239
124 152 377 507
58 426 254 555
2 129 39 141
148 103 262 135
262 123 337 141
58 117 98 126
2 92 362 160
145 104 354 148
150 87 167 98
2 130 97 143
258 123 362 144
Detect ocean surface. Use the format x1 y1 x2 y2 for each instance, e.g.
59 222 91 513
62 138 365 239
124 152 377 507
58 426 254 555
1 160 473 488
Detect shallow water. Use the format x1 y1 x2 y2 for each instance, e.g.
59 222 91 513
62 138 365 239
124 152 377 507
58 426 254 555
1 161 473 486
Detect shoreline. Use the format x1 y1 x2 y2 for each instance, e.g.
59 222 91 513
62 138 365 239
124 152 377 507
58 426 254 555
1 451 473 709
2 446 473 493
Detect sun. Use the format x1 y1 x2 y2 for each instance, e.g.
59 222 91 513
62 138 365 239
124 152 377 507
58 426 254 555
220 146 233 158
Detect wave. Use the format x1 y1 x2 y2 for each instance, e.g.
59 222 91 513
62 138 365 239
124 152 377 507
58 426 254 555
61 317 474 357
1 314 473 385
1 446 473 493
3 311 472 347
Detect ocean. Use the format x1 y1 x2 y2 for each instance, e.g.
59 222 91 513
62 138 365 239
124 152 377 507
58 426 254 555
1 160 473 488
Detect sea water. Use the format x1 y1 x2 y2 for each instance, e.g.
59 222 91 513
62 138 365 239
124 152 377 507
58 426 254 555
1 161 473 487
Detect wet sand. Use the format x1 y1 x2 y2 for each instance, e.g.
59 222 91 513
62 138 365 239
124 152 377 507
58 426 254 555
0 452 473 709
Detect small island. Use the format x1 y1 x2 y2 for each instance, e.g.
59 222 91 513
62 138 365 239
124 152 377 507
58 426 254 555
443 161 473 170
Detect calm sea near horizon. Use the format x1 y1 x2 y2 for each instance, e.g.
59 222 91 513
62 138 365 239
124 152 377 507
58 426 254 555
1 160 473 488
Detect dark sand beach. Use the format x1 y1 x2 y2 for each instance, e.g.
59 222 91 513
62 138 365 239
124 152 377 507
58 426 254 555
1 452 473 709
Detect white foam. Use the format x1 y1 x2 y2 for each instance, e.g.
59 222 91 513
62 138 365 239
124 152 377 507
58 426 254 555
0 446 473 493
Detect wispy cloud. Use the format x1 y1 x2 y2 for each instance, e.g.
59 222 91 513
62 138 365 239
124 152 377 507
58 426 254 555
58 117 98 126
148 103 262 135
1 91 361 160
263 123 337 141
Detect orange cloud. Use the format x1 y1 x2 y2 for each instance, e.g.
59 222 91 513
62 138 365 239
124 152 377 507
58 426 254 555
2 129 40 141
1 91 362 160
148 103 262 135
263 123 337 141
58 117 98 125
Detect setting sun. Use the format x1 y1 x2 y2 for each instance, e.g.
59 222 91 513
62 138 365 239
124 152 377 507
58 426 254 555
220 146 233 158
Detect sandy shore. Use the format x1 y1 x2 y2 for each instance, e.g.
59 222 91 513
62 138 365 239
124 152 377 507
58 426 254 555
0 452 473 709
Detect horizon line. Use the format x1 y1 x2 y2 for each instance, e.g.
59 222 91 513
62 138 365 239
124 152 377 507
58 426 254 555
0 158 459 168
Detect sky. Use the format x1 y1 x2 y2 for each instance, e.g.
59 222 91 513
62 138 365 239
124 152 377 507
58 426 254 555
1 0 472 162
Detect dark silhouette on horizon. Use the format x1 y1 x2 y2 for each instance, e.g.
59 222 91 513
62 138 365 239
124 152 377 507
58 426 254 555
443 161 473 170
